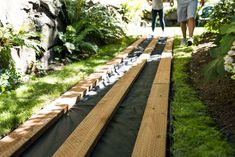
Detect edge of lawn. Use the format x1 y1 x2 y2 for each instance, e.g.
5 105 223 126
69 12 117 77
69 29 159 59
171 36 234 157
0 36 137 138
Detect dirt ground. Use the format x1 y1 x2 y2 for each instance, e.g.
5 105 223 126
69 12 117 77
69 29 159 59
189 34 235 143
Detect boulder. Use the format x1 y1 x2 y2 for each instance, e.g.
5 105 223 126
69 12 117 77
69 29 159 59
0 0 67 72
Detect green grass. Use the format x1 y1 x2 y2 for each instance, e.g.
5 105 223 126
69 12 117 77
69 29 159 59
171 36 234 157
0 36 136 137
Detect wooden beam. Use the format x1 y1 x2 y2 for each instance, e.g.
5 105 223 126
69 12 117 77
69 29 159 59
53 37 159 157
132 38 173 157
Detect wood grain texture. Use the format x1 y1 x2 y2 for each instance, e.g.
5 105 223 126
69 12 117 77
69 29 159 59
53 37 159 157
0 37 146 157
132 38 173 157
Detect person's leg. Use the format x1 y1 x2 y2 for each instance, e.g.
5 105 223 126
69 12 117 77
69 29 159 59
187 0 198 45
151 9 158 32
180 21 187 39
158 9 165 32
177 3 187 45
188 17 195 37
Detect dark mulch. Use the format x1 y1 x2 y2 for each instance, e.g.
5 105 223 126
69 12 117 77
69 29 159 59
189 36 235 143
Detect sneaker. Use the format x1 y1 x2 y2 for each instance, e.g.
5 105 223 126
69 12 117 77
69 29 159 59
187 37 194 46
161 31 167 37
181 38 187 46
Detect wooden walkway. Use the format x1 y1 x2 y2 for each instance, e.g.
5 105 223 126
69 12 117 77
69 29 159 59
0 37 173 157
54 37 173 157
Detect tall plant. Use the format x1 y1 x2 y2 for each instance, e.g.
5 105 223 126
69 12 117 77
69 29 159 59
63 0 85 24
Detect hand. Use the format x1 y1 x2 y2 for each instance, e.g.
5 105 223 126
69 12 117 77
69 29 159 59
200 0 205 6
169 0 174 7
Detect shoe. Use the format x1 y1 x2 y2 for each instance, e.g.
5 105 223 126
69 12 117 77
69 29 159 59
161 31 167 37
187 37 193 46
181 38 187 46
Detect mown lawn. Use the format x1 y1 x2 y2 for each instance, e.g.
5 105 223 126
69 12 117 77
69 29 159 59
0 37 136 138
171 36 234 157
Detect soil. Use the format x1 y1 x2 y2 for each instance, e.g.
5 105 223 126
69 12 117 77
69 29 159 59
189 34 235 143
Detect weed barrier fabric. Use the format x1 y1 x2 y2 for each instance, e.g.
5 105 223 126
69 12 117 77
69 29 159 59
90 38 166 157
21 38 152 157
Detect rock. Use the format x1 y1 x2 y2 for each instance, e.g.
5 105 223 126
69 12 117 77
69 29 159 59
0 0 68 73
10 46 36 74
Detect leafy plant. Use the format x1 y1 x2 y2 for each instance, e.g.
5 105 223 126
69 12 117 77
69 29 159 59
205 0 235 32
62 0 85 24
56 1 126 60
0 25 41 68
0 65 21 94
119 0 144 23
0 25 41 93
203 18 235 80
54 25 99 59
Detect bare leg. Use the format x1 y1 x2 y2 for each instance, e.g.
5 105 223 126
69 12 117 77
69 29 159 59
188 17 195 37
180 21 187 39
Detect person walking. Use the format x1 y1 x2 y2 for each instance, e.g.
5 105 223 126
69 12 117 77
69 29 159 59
148 0 165 36
176 0 204 46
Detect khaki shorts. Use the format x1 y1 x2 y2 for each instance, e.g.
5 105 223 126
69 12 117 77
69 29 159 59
177 0 198 22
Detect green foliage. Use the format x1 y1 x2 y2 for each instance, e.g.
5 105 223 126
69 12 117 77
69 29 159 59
0 25 41 68
203 19 235 80
57 1 126 60
165 7 177 17
62 0 85 24
0 25 41 93
205 0 235 32
119 0 143 23
0 65 21 94
78 3 125 43
54 25 99 59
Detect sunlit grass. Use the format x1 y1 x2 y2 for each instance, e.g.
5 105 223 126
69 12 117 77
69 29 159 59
0 36 136 137
171 37 234 157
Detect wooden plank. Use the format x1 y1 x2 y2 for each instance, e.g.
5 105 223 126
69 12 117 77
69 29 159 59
163 38 173 53
154 58 171 84
132 84 170 157
0 103 67 157
53 37 159 157
95 37 146 73
0 37 146 157
132 38 173 157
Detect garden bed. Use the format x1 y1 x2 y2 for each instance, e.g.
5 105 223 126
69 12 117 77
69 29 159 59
171 36 234 157
190 37 235 143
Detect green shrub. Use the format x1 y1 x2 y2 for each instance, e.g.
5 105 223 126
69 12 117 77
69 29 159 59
203 18 235 80
0 65 21 94
205 0 235 32
56 1 126 60
0 25 40 93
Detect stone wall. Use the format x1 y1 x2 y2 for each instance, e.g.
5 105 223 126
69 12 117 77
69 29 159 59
0 0 67 72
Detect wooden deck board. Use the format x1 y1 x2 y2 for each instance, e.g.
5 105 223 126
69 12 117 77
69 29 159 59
0 37 145 157
132 38 173 157
53 37 159 157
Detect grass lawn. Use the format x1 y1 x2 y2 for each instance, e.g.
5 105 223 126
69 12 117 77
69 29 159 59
0 36 136 138
171 36 234 157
